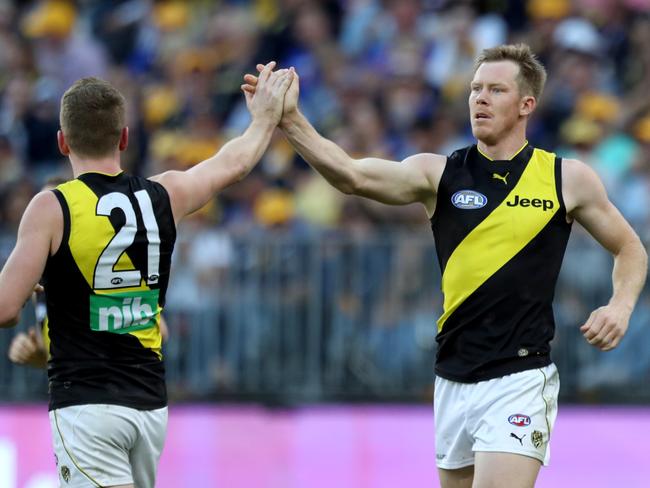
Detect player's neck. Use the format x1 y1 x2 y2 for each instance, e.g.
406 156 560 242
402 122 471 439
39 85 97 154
477 130 528 161
69 153 122 177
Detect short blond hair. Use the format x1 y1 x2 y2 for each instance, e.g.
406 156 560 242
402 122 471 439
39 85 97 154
60 77 125 158
475 44 547 100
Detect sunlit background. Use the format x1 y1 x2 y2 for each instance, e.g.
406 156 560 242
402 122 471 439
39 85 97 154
1 0 650 486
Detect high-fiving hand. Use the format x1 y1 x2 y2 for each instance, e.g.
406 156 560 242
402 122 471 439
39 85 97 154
243 61 295 126
242 64 300 124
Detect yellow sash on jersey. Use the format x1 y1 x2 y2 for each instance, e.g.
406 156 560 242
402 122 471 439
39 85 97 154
438 148 559 332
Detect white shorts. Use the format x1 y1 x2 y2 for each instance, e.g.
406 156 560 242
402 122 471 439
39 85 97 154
49 404 167 488
434 363 559 470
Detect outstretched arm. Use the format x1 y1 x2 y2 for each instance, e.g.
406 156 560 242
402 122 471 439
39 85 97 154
151 62 293 222
564 158 648 351
243 67 443 215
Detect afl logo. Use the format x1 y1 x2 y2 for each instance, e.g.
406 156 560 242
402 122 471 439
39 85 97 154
451 190 487 209
508 414 531 427
111 277 123 285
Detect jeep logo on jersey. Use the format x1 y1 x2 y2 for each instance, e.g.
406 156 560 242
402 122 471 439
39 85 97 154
451 190 487 209
506 195 554 211
90 290 159 334
508 414 531 427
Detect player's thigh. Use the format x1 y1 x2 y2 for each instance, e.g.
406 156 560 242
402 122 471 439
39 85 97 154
130 406 168 488
49 405 137 488
438 465 474 488
473 451 541 488
434 377 475 470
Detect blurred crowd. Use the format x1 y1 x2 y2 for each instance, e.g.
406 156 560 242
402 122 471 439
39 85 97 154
1 0 650 234
1 0 650 399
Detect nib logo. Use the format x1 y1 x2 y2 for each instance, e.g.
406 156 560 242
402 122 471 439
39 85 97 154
90 290 159 334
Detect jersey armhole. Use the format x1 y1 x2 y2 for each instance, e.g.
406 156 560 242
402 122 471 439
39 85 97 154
430 157 447 224
51 189 70 257
554 157 570 224
431 147 473 223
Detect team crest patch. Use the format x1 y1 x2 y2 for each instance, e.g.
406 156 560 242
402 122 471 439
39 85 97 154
61 465 70 483
531 430 544 448
451 190 487 209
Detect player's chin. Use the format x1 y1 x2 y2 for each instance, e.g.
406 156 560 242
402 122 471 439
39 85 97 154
471 126 496 144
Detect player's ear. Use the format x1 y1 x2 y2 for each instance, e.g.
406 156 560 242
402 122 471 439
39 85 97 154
57 130 70 156
118 127 129 151
520 96 536 117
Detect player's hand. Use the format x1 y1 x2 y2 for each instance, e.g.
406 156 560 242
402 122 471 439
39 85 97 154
241 61 293 126
580 304 631 351
242 65 300 122
8 327 47 368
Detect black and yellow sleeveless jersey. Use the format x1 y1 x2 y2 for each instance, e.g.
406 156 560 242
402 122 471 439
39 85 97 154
43 172 176 410
431 143 572 382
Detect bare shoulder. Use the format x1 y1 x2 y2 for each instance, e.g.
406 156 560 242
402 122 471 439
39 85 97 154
402 152 447 188
561 158 608 214
148 170 187 200
17 190 63 254
562 157 599 183
147 170 187 222
25 190 62 223
402 152 447 168
148 170 178 187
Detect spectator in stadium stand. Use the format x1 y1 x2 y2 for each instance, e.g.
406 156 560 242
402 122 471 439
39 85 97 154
0 65 292 488
242 43 647 487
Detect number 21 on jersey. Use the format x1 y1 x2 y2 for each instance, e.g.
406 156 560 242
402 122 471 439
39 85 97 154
93 190 160 290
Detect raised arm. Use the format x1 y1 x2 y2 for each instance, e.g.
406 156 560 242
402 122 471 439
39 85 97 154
563 158 648 351
243 67 444 215
151 62 293 222
0 191 61 328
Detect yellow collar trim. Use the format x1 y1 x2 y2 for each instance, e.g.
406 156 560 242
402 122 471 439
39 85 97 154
477 141 529 161
78 170 124 177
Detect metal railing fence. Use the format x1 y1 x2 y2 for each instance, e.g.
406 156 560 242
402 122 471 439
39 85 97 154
1 231 648 403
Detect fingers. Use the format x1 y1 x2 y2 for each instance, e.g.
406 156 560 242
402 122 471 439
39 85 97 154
579 309 596 335
240 84 253 97
244 64 296 92
581 306 628 351
580 311 602 343
269 69 290 88
275 69 294 93
243 74 258 86
28 326 44 347
258 61 276 84
591 319 613 345
8 333 38 363
602 334 622 351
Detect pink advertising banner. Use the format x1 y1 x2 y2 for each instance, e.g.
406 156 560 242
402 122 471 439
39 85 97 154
0 405 648 487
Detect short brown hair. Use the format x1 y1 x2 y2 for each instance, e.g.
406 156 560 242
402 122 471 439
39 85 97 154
474 44 547 100
60 77 125 158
